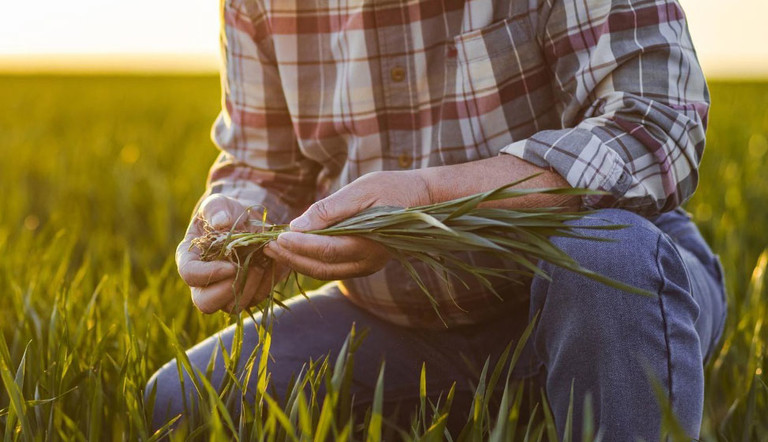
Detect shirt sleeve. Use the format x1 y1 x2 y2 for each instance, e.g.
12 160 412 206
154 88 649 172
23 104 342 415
499 0 709 216
202 0 320 224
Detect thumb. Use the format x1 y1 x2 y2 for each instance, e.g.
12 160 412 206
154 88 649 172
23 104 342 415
199 195 249 230
290 194 360 232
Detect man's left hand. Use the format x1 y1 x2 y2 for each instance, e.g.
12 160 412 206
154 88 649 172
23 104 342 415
263 170 431 280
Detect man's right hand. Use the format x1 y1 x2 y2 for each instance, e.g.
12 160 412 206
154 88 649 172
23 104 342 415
176 194 285 314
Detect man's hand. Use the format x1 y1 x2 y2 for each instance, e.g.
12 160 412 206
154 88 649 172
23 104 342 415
261 155 575 281
263 170 431 280
177 194 288 314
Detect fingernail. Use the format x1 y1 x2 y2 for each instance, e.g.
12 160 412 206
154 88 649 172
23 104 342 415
290 216 309 231
210 212 230 228
277 231 297 245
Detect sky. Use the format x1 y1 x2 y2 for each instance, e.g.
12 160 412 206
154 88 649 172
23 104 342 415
1 0 767 77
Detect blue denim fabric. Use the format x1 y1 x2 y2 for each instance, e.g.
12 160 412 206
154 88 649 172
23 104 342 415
147 208 726 439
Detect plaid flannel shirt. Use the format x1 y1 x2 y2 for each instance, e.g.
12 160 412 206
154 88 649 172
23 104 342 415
204 0 709 328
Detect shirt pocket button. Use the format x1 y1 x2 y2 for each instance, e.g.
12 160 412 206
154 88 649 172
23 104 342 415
397 152 413 168
390 66 406 82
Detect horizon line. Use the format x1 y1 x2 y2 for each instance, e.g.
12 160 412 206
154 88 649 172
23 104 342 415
0 53 220 74
1 52 767 80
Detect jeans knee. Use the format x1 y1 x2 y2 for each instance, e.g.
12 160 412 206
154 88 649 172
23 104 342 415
550 209 666 286
531 208 698 332
555 209 660 264
533 209 675 320
145 359 188 430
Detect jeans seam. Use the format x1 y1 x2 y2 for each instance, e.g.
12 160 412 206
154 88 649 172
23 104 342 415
655 234 675 411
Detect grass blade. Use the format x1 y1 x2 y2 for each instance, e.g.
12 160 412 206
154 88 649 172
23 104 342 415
366 363 385 442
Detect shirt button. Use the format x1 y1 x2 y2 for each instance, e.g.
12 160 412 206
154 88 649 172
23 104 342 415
397 152 413 168
390 66 406 82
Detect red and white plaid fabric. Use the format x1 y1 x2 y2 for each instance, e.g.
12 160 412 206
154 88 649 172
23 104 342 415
203 0 709 328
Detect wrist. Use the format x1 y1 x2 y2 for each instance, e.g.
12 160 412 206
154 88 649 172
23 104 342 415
404 168 437 207
401 156 579 210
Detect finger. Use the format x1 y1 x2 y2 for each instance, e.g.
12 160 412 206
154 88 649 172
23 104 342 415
289 187 368 232
177 238 238 287
274 232 370 263
264 241 375 280
225 263 290 313
178 256 238 288
223 265 266 313
191 278 238 314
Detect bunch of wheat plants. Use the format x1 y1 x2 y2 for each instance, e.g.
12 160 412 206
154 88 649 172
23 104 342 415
193 178 653 321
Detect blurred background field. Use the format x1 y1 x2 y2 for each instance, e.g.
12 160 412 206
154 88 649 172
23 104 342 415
1 75 767 439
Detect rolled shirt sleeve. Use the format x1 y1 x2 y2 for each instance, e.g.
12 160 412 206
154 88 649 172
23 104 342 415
202 0 320 225
500 0 709 216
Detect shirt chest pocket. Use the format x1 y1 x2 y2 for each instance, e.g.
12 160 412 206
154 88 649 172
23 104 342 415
435 15 556 165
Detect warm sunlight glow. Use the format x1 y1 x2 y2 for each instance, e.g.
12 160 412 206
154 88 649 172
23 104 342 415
680 0 768 77
0 0 218 54
0 0 219 72
0 0 766 76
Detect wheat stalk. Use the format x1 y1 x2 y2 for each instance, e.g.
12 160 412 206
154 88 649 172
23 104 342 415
192 178 654 318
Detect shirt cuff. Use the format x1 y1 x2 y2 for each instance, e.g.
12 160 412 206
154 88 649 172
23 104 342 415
499 135 632 210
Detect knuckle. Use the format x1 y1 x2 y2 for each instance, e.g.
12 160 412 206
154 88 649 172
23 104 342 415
177 264 195 285
363 170 387 182
176 246 187 265
177 243 196 262
319 241 336 262
311 200 332 222
178 268 192 286
178 266 200 286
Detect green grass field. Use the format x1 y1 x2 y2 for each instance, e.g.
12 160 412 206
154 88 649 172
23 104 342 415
0 75 766 440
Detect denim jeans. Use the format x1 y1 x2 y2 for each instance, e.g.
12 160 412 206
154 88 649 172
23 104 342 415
147 208 727 439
